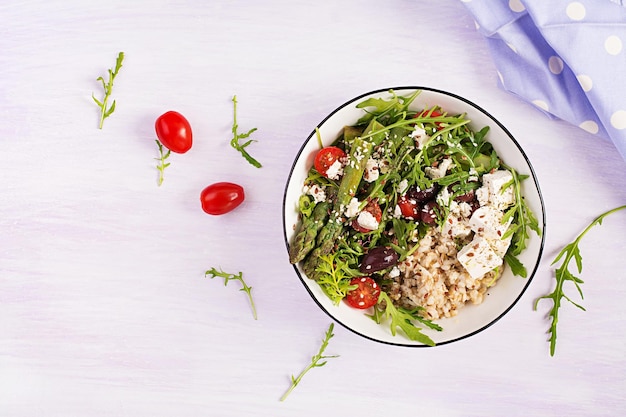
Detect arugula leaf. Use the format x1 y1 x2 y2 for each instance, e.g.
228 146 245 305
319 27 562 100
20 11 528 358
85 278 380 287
315 253 358 305
230 95 262 168
534 204 626 356
205 267 257 320
92 51 124 129
369 292 440 346
501 164 542 277
356 89 421 125
280 323 338 401
154 140 171 186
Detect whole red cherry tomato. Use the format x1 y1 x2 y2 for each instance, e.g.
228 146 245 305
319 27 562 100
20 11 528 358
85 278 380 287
200 182 245 215
345 277 381 309
155 111 193 154
314 146 346 179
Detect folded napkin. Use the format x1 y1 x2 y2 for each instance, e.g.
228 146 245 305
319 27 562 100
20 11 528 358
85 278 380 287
461 0 626 161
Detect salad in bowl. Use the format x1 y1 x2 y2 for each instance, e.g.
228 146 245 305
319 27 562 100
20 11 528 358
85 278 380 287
283 88 545 347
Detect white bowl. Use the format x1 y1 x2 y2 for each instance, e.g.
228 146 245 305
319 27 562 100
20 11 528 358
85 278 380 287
283 87 546 347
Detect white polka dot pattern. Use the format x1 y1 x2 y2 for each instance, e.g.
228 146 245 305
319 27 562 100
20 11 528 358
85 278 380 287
566 2 586 20
461 0 626 160
605 35 623 55
532 100 550 112
576 74 593 92
611 111 626 130
580 120 599 134
509 0 525 13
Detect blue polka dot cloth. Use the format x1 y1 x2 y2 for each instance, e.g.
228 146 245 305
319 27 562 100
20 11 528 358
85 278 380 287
460 0 626 161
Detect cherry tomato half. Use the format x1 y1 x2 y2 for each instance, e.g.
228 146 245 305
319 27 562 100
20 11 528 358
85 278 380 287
155 111 193 154
314 146 346 179
200 182 245 215
397 195 420 220
416 109 444 130
352 200 382 233
345 277 381 309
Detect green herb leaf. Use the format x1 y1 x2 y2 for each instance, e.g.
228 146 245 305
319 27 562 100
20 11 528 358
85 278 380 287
280 323 338 401
369 292 439 346
205 267 257 320
315 253 358 305
534 204 626 356
154 140 171 186
501 164 542 276
230 95 262 168
92 51 124 129
356 89 421 125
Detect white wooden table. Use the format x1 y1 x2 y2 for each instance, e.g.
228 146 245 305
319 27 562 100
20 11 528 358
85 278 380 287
2 1 625 415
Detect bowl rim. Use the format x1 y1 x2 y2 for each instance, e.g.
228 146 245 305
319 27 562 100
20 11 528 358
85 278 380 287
282 86 546 347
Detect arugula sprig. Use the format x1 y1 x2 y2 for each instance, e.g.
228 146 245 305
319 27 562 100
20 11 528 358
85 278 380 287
205 267 257 320
280 323 338 401
230 95 262 168
369 292 441 346
92 51 124 129
357 89 421 125
534 204 626 356
315 253 358 305
154 140 171 186
501 164 542 277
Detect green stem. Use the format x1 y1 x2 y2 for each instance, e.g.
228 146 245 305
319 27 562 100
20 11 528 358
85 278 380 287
98 96 108 129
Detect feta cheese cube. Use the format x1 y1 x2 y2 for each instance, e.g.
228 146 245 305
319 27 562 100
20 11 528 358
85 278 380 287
303 183 326 203
442 215 472 239
397 179 409 195
357 210 379 231
393 204 403 218
478 170 515 210
489 231 513 258
410 126 430 150
469 206 513 257
476 186 490 207
442 201 472 239
457 235 503 279
425 157 454 179
388 266 400 278
345 197 361 218
326 160 344 180
363 158 380 183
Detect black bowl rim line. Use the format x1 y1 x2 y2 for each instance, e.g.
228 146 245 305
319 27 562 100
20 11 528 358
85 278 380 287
282 86 547 348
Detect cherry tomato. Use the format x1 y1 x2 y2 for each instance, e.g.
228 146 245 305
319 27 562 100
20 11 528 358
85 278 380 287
397 195 420 220
155 111 193 154
345 277 381 309
200 182 245 215
314 146 346 179
352 200 382 233
416 109 444 130
418 109 443 118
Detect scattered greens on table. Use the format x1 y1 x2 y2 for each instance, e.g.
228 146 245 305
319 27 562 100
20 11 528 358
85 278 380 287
230 95 262 168
154 140 171 186
535 204 626 356
289 89 541 344
280 323 338 401
206 267 257 320
92 51 124 129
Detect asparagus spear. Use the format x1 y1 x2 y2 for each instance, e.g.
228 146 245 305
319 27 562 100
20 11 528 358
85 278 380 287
289 199 331 264
300 120 386 279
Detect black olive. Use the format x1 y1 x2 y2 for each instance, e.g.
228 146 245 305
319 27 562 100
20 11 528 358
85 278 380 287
420 200 439 225
359 246 399 274
408 183 440 203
